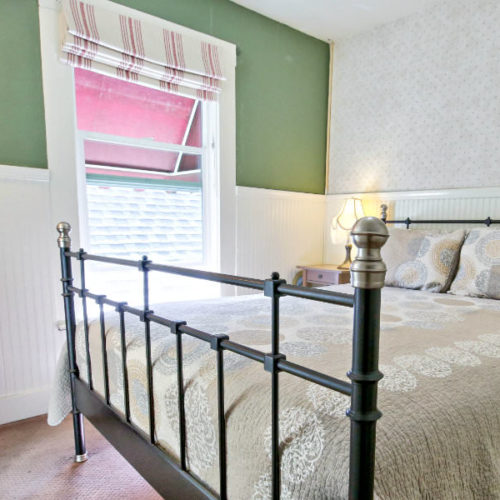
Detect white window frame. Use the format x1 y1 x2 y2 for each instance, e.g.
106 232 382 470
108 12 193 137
38 0 237 294
77 97 218 269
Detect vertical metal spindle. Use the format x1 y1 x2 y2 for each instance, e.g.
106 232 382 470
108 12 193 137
78 249 93 390
117 302 130 422
264 272 286 500
172 321 187 470
140 255 155 444
216 349 227 499
348 217 388 500
211 334 229 500
56 222 87 463
97 295 110 405
270 273 280 500
270 272 280 356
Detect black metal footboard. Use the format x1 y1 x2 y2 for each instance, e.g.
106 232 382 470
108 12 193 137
56 217 389 500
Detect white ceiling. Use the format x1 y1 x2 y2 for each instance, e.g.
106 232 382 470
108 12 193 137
230 0 439 41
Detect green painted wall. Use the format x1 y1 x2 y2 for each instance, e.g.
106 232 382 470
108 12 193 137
1 0 329 193
0 1 47 169
115 0 329 193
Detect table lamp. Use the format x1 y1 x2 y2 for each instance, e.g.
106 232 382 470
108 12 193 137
330 198 365 269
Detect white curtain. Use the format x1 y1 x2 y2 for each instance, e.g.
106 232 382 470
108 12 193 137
60 0 226 100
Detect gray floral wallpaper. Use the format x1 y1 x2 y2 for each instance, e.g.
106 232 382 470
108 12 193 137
328 0 500 194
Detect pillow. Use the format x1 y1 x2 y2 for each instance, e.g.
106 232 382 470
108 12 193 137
382 228 465 292
449 228 500 299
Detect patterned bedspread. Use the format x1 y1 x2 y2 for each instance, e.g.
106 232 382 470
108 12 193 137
49 285 500 499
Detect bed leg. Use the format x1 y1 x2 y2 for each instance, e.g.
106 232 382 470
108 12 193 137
73 412 88 462
57 222 88 463
348 217 388 499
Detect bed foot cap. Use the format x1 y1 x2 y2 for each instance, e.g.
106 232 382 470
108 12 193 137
75 452 88 463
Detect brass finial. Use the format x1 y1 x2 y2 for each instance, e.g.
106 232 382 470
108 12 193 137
56 221 72 249
350 217 389 289
380 204 388 222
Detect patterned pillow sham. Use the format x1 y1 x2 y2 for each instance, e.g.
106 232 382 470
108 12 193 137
382 228 465 292
449 228 500 299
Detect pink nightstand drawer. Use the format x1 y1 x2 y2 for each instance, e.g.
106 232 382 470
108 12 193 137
299 265 351 287
306 269 339 284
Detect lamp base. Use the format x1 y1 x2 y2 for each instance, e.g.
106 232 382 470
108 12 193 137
337 244 352 270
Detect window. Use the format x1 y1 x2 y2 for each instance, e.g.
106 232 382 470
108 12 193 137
74 68 219 304
39 0 237 311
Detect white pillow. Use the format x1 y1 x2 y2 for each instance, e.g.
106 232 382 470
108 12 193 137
449 228 500 299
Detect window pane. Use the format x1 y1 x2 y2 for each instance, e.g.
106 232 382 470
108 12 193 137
86 183 202 263
84 140 180 172
75 68 200 145
178 153 202 172
82 180 218 307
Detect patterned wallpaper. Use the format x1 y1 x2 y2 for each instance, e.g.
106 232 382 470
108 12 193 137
328 0 500 194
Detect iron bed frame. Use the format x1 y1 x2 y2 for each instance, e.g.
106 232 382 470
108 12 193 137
57 217 389 500
57 203 500 500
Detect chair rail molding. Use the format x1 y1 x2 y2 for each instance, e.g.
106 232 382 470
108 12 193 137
0 165 50 183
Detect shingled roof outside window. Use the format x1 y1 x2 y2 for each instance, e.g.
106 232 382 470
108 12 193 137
83 183 218 306
87 184 202 263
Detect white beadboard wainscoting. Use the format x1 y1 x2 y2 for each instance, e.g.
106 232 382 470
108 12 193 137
324 187 500 265
236 187 325 287
4 180 500 424
0 167 63 424
0 184 327 423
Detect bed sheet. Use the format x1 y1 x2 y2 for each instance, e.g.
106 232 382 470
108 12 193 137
49 285 500 499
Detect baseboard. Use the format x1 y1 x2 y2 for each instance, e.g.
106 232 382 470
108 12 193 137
0 387 51 425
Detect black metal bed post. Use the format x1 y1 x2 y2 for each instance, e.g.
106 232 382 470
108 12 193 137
57 222 88 463
347 217 388 500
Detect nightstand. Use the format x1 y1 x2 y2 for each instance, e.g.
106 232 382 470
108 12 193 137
297 264 351 287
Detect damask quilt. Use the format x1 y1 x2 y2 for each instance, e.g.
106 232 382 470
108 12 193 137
49 285 500 499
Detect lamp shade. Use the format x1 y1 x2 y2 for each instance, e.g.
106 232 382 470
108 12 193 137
331 198 365 244
336 198 364 230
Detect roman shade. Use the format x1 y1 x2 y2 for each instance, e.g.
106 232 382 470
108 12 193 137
60 0 226 100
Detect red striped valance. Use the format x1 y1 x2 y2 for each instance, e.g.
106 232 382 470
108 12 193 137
60 0 226 101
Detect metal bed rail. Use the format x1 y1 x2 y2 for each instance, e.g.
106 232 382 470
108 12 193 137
57 217 389 500
380 203 500 228
67 251 356 307
67 284 353 395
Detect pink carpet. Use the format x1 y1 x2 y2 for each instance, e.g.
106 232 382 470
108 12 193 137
0 414 161 499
